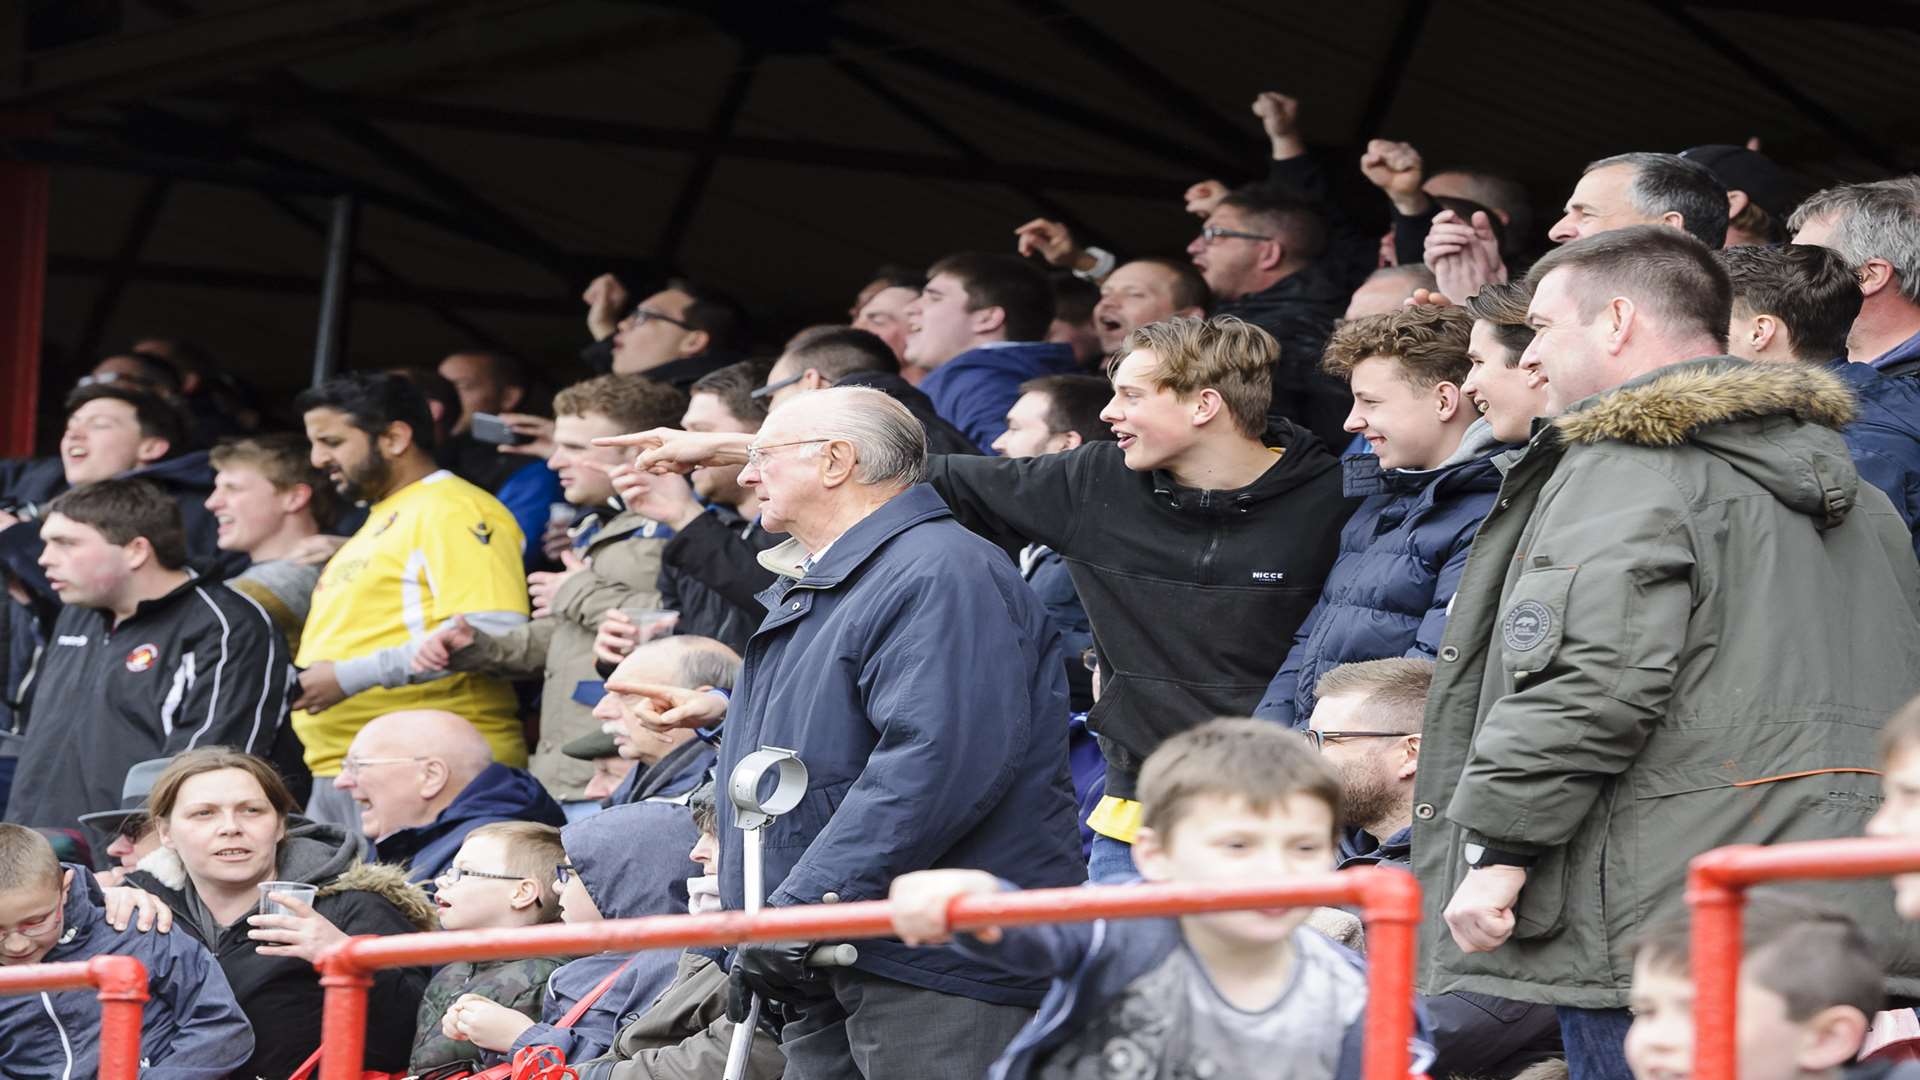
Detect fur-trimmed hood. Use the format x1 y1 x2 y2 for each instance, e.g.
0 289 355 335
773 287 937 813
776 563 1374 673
1553 357 1864 528
1554 357 1856 446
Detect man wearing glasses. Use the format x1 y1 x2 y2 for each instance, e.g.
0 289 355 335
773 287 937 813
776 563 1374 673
331 709 565 883
1307 657 1564 1080
598 386 1084 1080
580 277 750 392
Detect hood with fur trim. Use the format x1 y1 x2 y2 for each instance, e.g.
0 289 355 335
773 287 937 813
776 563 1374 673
1553 357 1863 528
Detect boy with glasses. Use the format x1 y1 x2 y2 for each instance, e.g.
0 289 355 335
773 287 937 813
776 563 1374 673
411 821 568 1073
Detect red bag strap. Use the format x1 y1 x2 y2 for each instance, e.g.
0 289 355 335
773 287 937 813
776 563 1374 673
284 958 632 1079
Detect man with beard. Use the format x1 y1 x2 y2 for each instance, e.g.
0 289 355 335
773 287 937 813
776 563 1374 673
1308 658 1562 1080
292 373 530 832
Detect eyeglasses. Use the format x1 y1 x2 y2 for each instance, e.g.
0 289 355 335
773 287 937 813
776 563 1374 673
1301 729 1416 752
338 755 425 777
437 866 529 886
750 372 809 400
1197 225 1273 245
743 438 832 469
622 306 693 331
553 863 577 887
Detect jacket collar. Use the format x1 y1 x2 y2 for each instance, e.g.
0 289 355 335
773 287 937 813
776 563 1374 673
1340 419 1509 499
1146 423 1334 516
1552 356 1856 446
754 484 951 586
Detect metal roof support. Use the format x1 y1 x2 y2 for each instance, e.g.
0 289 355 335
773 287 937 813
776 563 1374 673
828 18 1242 180
312 194 356 386
74 177 172 360
654 46 763 265
1653 2 1904 173
832 56 1115 253
1352 0 1433 142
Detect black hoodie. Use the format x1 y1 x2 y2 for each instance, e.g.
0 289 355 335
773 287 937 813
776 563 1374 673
129 820 436 1079
926 423 1356 797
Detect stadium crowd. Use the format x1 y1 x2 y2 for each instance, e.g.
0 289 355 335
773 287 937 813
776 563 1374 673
5 87 1920 1080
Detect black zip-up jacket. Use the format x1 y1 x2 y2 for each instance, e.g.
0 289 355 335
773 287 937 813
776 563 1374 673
654 504 782 654
926 424 1355 796
3 574 293 830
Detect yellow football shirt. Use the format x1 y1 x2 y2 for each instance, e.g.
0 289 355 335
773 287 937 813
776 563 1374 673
295 470 530 774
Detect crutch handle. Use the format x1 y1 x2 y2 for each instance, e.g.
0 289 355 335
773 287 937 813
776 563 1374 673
806 943 858 967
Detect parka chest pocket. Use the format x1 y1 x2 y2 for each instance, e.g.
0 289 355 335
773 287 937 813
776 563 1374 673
1499 565 1577 678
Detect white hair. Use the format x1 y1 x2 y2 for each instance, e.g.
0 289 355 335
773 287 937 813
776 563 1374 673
1790 176 1920 306
793 387 926 486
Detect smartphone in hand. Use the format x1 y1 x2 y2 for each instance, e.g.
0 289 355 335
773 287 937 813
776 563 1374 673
471 413 532 446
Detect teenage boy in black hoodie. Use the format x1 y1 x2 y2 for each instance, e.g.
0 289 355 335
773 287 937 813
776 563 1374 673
599 314 1353 882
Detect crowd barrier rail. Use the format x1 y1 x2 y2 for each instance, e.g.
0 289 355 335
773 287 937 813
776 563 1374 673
311 866 1423 1080
0 954 148 1080
1688 836 1920 1080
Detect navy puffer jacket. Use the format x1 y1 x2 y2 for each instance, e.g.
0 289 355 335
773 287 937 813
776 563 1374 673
1256 421 1507 727
1824 359 1920 561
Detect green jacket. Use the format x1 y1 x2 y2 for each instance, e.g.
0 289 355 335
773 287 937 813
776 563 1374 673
1412 359 1920 1008
451 508 665 800
410 953 569 1072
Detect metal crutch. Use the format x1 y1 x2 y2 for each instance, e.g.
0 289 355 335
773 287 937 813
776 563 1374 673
722 746 808 1080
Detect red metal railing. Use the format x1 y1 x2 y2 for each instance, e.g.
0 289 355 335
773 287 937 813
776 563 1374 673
0 954 149 1080
1687 837 1920 1080
314 867 1422 1080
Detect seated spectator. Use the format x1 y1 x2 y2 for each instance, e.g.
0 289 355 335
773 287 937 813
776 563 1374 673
1345 264 1440 319
1189 184 1353 447
1679 144 1802 247
1460 282 1549 443
1790 177 1920 375
851 268 924 368
208 433 338 654
1308 659 1562 1079
761 326 981 455
991 373 1116 712
593 635 730 807
293 373 530 829
905 252 1078 449
412 373 685 813
4 480 292 831
1092 256 1211 358
889 717 1436 1080
1255 306 1504 727
440 799 697 1066
435 350 565 567
1720 243 1920 557
585 278 751 391
571 782 785 1080
77 757 170 887
564 731 636 803
1624 894 1884 1080
332 710 566 883
411 821 568 1075
0 383 241 622
125 747 434 1078
1047 270 1105 368
0 823 254 1079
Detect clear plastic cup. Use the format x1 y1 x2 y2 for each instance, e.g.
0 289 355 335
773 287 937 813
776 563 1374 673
258 881 319 917
620 604 680 644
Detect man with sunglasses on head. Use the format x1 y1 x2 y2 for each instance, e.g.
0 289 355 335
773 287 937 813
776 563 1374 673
1309 658 1563 1080
580 275 751 392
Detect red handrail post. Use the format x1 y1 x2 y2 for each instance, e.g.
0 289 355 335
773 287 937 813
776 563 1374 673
1355 865 1422 1080
1686 846 1756 1080
317 940 375 1080
89 954 150 1080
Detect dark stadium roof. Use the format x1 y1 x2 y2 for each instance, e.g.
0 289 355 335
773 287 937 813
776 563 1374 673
7 0 1920 410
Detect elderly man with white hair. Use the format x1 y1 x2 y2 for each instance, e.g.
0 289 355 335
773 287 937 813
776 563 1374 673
332 709 567 883
601 386 1084 1080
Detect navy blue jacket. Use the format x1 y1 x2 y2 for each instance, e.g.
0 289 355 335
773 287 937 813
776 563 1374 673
505 800 701 1063
919 342 1078 452
376 762 568 883
606 732 715 807
1257 422 1506 727
718 484 1084 1005
0 865 253 1080
1021 544 1094 712
1825 360 1920 560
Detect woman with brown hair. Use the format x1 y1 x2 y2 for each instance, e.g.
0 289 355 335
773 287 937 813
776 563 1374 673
125 746 435 1078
